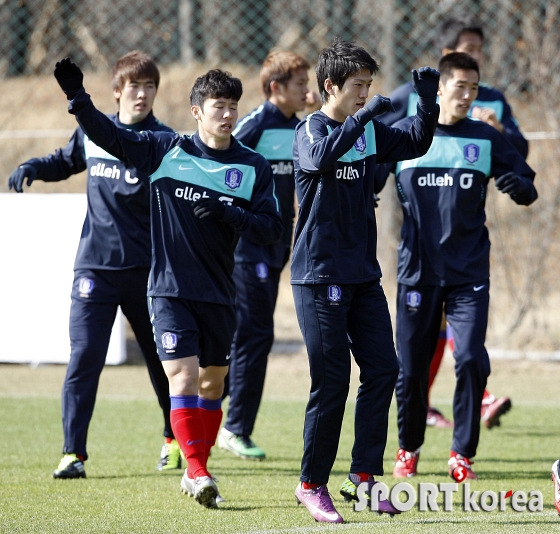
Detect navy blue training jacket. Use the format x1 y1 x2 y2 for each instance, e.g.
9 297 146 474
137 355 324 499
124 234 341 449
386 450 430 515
291 103 439 285
375 116 537 287
67 90 283 305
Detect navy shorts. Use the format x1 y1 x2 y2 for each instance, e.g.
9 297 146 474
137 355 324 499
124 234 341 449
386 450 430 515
149 296 236 367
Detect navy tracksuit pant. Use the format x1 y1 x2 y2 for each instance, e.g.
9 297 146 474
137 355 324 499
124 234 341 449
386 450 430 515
62 268 172 460
293 280 399 484
224 261 282 437
395 281 491 458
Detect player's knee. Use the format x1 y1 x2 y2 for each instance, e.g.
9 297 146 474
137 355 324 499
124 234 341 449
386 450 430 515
456 353 490 378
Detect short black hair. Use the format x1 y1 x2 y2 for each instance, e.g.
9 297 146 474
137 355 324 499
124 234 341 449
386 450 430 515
316 37 379 104
437 14 484 51
438 52 480 82
189 69 243 107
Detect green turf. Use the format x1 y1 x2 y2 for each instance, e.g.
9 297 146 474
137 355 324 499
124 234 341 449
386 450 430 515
0 364 559 533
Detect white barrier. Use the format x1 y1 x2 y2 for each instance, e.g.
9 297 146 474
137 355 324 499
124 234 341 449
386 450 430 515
0 193 126 365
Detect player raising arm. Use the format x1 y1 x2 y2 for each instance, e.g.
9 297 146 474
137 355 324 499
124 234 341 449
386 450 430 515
374 53 536 481
53 58 283 508
291 37 440 523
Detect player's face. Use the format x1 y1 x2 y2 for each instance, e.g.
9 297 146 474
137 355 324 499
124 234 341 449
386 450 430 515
438 68 479 124
275 68 310 115
327 68 372 122
448 32 484 65
192 97 238 148
114 78 157 125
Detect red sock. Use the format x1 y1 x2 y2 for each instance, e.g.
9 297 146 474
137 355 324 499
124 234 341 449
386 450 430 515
198 397 223 464
353 472 372 482
169 396 209 479
428 334 446 399
302 482 320 490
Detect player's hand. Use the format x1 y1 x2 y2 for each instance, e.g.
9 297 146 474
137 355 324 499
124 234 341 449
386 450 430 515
193 198 226 219
355 95 395 125
412 67 440 98
495 172 529 196
54 57 84 96
471 106 504 133
8 163 37 193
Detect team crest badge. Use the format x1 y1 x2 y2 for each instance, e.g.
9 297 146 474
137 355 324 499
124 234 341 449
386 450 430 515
406 290 421 308
78 277 94 297
256 262 268 281
162 332 178 351
464 143 480 164
225 168 243 189
327 285 342 302
354 134 366 153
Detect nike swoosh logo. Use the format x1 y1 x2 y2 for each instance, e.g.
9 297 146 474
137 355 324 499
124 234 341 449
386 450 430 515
225 354 231 360
272 144 281 150
186 440 203 445
304 500 340 521
473 285 485 291
179 165 193 170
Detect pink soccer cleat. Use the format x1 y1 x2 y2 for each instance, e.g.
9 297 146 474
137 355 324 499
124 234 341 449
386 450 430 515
295 483 344 523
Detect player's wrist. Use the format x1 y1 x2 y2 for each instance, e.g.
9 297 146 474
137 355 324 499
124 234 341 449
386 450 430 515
219 204 237 223
417 96 438 114
354 107 373 126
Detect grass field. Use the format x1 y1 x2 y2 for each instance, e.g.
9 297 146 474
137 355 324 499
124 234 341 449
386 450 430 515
1 355 559 533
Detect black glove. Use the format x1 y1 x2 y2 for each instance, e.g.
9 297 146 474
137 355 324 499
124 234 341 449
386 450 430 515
54 58 84 97
8 163 37 193
193 198 226 220
412 66 440 98
354 95 395 125
495 172 529 196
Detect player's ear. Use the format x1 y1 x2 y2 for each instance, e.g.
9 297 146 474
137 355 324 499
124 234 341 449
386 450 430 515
191 104 202 120
437 80 444 97
324 78 335 97
113 88 122 103
269 80 281 95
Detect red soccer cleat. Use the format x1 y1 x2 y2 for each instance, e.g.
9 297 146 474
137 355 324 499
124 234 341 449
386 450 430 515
393 448 420 478
448 451 477 482
481 395 512 429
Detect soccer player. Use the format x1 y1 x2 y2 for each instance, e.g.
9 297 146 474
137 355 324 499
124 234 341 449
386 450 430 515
291 37 440 522
218 51 316 460
7 51 180 478
374 53 537 480
379 13 525 429
53 58 283 507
